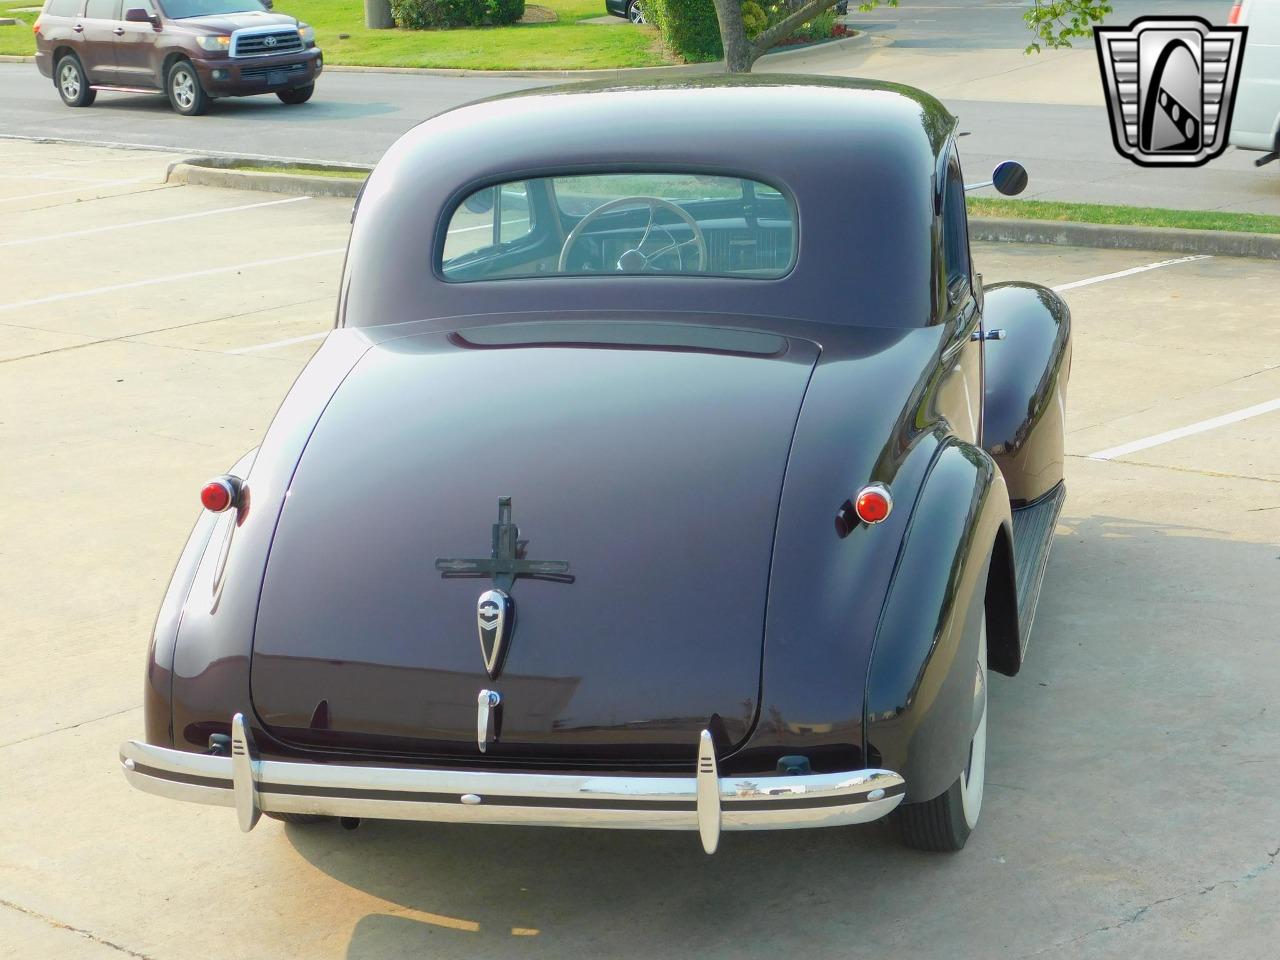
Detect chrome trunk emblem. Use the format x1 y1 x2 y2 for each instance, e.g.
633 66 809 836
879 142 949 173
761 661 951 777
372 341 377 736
476 589 511 680
436 497 574 680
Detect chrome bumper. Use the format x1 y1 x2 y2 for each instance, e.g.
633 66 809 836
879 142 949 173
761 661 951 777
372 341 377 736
119 715 904 854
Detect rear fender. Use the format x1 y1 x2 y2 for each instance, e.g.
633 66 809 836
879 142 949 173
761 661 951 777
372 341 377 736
145 448 257 746
982 282 1071 504
161 331 371 752
864 440 1011 803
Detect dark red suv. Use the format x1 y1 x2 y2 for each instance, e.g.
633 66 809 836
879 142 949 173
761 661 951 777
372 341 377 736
34 0 322 115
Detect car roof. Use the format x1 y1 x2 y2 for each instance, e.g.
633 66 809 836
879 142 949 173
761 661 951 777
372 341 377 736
449 74 956 162
341 76 957 331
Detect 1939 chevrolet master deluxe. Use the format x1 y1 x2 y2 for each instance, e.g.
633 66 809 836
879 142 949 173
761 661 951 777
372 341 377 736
120 76 1071 855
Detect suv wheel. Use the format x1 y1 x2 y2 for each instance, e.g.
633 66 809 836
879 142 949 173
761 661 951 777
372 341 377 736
626 0 645 22
276 83 314 105
56 55 96 108
166 60 209 116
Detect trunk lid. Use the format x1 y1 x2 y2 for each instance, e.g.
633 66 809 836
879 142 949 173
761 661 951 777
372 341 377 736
249 321 818 763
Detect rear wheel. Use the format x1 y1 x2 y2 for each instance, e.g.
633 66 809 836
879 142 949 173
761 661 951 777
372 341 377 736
264 812 333 825
56 55 95 108
626 0 645 22
166 60 209 116
277 83 315 105
894 612 988 852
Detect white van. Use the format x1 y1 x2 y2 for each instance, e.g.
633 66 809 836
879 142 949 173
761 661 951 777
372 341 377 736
1229 0 1280 161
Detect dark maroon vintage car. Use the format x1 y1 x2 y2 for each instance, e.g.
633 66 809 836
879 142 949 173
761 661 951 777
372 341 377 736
121 76 1070 854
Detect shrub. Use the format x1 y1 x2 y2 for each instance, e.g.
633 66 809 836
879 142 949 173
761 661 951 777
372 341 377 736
791 7 835 41
390 0 523 29
740 0 766 38
646 0 722 61
485 0 525 23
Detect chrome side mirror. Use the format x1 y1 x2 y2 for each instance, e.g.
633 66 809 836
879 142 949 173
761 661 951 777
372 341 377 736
965 160 1028 196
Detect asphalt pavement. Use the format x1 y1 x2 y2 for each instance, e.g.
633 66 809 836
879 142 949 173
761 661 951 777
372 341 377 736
0 65 538 164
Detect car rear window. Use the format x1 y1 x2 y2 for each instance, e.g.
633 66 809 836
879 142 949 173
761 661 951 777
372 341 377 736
441 173 797 282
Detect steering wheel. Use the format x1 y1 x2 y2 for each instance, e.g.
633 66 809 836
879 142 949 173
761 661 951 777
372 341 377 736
557 196 708 274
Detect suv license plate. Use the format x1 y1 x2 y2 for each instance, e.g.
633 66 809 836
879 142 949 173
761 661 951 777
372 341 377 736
268 70 288 85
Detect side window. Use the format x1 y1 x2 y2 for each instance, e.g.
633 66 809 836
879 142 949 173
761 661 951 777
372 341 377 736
84 0 120 18
941 153 972 304
441 182 533 263
46 0 80 15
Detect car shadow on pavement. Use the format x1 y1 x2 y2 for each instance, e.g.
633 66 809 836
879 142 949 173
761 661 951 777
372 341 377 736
289 815 913 957
279 509 1280 959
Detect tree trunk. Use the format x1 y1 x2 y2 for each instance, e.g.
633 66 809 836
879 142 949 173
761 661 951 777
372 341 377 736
753 0 844 52
364 0 395 29
712 0 851 71
711 0 757 72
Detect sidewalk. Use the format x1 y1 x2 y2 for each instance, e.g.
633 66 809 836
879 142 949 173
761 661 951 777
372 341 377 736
760 35 1103 106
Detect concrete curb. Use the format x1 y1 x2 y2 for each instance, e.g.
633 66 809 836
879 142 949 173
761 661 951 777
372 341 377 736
165 158 369 198
969 216 1280 260
0 32 868 77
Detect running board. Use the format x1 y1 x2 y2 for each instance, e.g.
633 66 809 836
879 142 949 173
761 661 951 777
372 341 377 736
1010 482 1065 648
90 85 161 94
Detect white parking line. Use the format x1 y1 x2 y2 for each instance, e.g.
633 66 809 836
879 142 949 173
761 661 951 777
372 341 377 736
1051 255 1211 292
1087 398 1280 461
229 331 329 354
0 175 157 204
0 248 346 313
0 172 140 183
0 196 311 248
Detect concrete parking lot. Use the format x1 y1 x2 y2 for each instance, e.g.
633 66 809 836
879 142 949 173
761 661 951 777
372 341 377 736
1 140 1278 960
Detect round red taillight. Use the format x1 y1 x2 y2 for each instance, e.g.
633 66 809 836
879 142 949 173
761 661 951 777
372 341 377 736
854 483 893 524
200 476 239 513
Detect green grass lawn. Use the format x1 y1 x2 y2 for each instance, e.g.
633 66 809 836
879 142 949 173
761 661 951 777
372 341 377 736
304 0 667 69
235 162 369 177
1 0 670 68
969 197 1280 236
0 1 37 55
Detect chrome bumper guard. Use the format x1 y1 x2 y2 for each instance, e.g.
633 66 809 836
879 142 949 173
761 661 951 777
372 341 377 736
119 715 905 854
